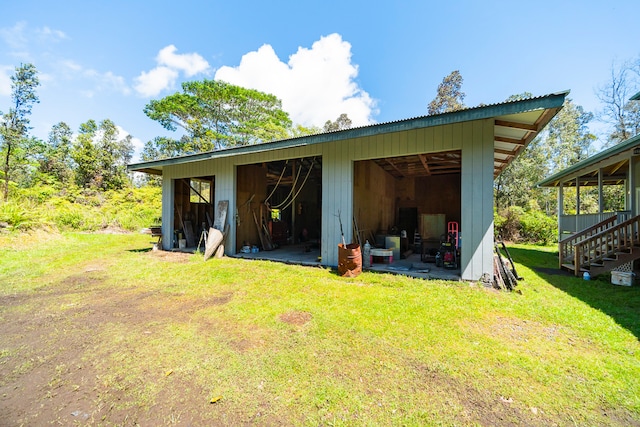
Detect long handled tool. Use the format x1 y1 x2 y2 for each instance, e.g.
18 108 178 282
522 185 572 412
336 210 346 246
252 210 267 250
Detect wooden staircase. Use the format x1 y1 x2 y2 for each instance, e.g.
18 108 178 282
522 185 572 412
559 214 640 276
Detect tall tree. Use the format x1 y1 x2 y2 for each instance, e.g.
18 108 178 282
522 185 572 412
71 119 132 190
545 99 596 173
38 122 74 184
289 124 321 137
597 58 640 146
96 119 133 190
0 63 39 201
427 70 466 115
72 120 100 188
141 136 185 161
144 79 292 153
323 113 352 132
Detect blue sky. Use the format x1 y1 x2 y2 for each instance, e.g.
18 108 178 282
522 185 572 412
1 1 638 160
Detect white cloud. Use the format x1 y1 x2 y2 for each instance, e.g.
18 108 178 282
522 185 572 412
134 66 179 97
0 21 28 51
157 45 209 77
37 26 68 42
0 22 67 60
215 33 377 128
134 45 211 97
60 60 130 96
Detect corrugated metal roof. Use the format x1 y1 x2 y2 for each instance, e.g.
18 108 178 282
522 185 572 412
128 90 568 174
536 133 640 187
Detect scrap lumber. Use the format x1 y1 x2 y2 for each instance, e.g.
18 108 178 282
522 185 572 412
214 224 231 259
204 228 224 261
494 243 517 290
252 210 269 250
214 200 229 231
498 240 522 280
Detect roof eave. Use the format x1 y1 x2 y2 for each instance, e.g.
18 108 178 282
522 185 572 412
128 90 569 174
537 133 640 187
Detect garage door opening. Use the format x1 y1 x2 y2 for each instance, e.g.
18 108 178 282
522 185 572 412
354 151 461 279
173 176 215 250
235 156 322 265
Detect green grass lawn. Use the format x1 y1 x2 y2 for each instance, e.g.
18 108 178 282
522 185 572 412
1 232 639 426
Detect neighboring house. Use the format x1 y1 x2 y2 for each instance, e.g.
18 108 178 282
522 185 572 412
128 91 567 281
537 92 640 276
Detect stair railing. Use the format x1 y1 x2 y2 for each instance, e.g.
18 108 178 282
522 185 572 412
559 216 617 269
572 215 640 275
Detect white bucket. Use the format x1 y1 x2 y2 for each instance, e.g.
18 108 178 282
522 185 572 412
178 239 186 249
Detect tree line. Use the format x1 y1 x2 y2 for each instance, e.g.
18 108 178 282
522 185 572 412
1 60 639 239
0 64 354 201
427 67 638 216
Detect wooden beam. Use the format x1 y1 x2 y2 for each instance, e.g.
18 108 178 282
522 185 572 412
494 148 517 156
385 159 404 177
417 154 432 176
495 135 526 145
610 160 627 175
495 120 537 131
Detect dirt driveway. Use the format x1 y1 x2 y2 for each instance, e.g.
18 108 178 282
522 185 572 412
0 251 234 426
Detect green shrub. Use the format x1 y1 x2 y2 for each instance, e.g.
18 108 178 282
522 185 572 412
2 185 161 233
520 210 557 244
0 201 37 230
495 206 524 241
495 206 557 244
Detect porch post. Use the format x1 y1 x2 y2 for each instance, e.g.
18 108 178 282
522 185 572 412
558 181 564 239
598 168 604 215
575 177 580 233
161 178 175 250
629 159 635 215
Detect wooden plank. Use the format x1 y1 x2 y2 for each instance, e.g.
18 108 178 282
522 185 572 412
213 200 229 230
253 210 270 250
495 119 537 131
204 228 224 261
183 220 195 247
215 223 231 259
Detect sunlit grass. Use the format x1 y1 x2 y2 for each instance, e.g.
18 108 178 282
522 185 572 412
1 233 639 425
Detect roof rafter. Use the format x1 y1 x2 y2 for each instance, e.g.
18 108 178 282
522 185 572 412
495 119 537 131
495 135 525 145
418 154 432 176
385 159 405 178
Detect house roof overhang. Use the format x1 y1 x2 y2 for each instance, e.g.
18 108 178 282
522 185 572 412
128 90 568 179
537 133 640 188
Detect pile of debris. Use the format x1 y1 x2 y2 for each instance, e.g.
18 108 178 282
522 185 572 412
493 240 521 290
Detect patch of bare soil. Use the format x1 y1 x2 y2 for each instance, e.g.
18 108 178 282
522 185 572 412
0 269 242 426
92 226 131 234
147 249 193 263
278 310 312 326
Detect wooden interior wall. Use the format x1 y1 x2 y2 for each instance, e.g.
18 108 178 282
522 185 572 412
414 174 461 225
173 178 215 243
236 164 267 251
173 180 189 232
353 160 396 236
295 177 322 241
